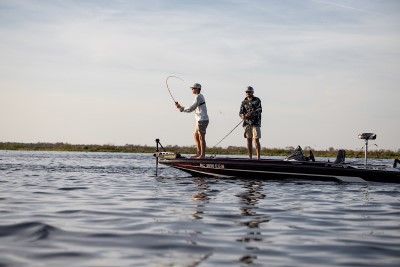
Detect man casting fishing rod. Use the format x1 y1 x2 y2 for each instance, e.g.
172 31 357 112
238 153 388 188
239 86 262 160
175 83 209 159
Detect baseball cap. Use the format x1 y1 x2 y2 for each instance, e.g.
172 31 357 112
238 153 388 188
191 83 202 89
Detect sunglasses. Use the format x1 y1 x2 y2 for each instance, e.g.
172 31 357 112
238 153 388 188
246 91 253 93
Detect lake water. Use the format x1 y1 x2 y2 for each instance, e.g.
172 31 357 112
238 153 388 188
0 150 399 267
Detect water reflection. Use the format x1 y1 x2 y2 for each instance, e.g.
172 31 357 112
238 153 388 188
236 180 269 265
362 184 371 202
237 180 268 227
191 178 210 220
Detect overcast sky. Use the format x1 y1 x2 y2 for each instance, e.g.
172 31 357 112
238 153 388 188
1 0 399 151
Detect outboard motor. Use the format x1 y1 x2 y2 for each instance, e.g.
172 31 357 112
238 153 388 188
285 146 315 162
333 149 346 164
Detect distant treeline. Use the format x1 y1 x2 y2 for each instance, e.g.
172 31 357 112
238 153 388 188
0 142 399 159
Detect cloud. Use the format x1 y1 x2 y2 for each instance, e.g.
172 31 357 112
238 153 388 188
312 0 384 16
0 0 399 149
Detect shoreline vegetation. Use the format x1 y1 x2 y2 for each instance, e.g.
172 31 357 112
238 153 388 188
0 142 399 159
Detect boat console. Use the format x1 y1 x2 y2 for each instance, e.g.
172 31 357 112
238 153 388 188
333 149 346 164
284 146 315 162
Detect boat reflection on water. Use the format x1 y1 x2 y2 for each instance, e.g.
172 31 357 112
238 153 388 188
236 180 270 265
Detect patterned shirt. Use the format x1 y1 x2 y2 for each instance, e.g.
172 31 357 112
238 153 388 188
239 96 262 127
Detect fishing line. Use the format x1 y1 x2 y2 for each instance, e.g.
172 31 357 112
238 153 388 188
165 75 184 105
212 120 243 148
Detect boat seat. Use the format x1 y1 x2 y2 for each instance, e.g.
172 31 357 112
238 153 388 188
358 133 377 140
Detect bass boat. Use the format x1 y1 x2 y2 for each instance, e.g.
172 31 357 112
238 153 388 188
154 134 400 183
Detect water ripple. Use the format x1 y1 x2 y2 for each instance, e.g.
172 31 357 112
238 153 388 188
0 221 57 241
0 151 399 266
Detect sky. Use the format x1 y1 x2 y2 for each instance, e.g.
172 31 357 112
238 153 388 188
0 0 399 151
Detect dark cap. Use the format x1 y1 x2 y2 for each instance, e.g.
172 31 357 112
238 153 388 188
245 86 254 93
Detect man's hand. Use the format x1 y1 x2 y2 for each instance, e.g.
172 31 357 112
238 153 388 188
240 113 250 119
175 102 184 112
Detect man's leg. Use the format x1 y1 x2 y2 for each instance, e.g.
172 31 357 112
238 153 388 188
247 138 253 159
196 120 208 159
198 132 206 159
254 138 261 160
194 131 201 157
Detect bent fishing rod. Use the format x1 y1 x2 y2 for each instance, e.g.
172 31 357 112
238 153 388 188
213 108 262 148
165 75 184 106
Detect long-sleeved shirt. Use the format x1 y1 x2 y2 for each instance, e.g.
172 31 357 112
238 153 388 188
183 94 209 121
239 96 262 127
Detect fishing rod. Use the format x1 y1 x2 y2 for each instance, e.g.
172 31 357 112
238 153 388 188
212 120 243 148
165 75 184 105
212 108 262 148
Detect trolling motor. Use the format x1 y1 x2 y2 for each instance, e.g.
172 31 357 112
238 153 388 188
358 133 377 166
154 139 165 176
154 139 182 176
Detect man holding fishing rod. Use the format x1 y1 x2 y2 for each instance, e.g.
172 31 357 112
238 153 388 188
175 83 209 159
239 86 262 160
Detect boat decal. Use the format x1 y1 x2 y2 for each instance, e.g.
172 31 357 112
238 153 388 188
199 163 225 169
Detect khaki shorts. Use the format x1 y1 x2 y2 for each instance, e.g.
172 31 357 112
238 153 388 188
244 126 261 139
195 120 209 134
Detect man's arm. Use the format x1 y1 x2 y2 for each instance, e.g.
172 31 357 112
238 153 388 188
255 98 262 114
183 95 200 113
239 101 246 118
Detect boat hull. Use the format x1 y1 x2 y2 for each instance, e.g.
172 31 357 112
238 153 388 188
158 157 400 183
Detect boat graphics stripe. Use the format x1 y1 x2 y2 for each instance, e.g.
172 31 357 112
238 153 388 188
174 164 366 182
173 166 234 178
